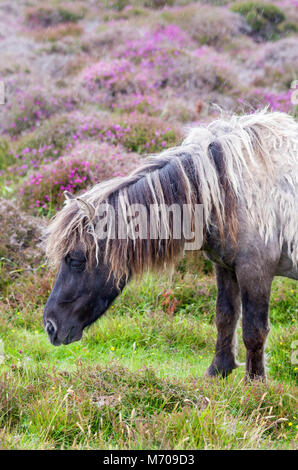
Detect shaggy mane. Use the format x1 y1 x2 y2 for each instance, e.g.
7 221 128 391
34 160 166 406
45 110 298 282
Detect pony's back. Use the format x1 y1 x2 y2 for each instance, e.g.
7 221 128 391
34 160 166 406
184 110 298 265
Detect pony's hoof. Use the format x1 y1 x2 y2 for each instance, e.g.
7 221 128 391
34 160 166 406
205 359 241 379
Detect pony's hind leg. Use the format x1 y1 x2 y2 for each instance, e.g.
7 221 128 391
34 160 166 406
236 265 272 380
205 266 241 378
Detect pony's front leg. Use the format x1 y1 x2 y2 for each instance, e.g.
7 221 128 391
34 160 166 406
237 267 272 380
206 266 241 378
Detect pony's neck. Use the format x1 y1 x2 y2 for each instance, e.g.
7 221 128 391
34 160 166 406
106 151 207 281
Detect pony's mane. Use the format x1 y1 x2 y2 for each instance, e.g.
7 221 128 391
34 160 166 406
46 110 298 282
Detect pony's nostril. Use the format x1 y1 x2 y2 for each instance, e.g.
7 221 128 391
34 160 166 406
46 320 56 337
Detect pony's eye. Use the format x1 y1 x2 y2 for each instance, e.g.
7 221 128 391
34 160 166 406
70 259 85 271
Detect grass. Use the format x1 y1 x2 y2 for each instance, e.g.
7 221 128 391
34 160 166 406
0 269 297 449
0 139 14 171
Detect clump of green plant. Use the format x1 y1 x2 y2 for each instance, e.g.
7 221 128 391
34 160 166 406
101 0 126 10
58 5 86 23
15 115 78 162
0 139 14 171
231 2 286 40
103 0 174 10
32 23 83 42
113 115 180 154
201 0 229 4
278 21 298 35
270 278 297 325
267 326 297 383
143 0 174 7
103 6 148 21
79 114 181 154
25 4 86 28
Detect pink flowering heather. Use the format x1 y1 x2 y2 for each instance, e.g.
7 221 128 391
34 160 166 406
21 157 93 214
253 89 293 113
113 92 161 115
121 24 188 62
81 25 190 109
20 141 140 214
74 113 180 153
4 89 77 137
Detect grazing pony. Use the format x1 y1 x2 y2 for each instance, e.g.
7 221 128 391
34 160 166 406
44 110 298 380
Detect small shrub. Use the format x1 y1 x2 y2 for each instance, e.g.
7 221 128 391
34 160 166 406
21 157 97 215
5 90 76 137
83 58 139 105
100 114 180 153
103 6 148 22
32 23 83 42
231 2 286 40
161 4 247 46
58 5 86 23
201 0 229 4
277 21 298 35
165 46 238 96
25 5 86 28
160 97 199 123
0 198 44 279
104 0 174 9
117 116 179 153
143 0 174 7
14 115 79 166
248 37 298 90
75 113 181 154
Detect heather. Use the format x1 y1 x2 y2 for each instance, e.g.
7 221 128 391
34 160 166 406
0 0 297 450
21 141 139 214
4 88 77 137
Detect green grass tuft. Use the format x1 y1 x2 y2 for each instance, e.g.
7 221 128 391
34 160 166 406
231 2 286 40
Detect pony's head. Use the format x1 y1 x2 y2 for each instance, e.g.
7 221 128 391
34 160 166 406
43 246 125 346
43 192 126 346
43 139 226 345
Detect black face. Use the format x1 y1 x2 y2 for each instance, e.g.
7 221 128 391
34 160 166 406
43 249 125 346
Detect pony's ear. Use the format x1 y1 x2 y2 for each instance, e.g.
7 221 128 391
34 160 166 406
76 198 95 220
63 190 74 201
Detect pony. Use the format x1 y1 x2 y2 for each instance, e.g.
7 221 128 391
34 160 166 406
43 110 298 380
